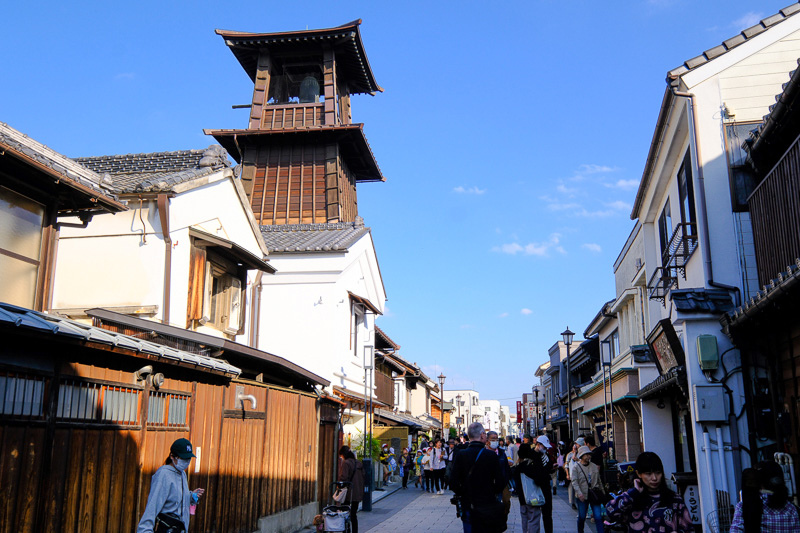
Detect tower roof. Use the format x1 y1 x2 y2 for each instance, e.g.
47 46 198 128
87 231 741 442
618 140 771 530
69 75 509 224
215 19 383 95
204 123 385 182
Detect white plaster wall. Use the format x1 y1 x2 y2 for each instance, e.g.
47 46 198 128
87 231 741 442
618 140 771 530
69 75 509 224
255 232 386 393
52 173 265 344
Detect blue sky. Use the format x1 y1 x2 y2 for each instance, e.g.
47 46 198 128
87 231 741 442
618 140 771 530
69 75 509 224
2 1 790 403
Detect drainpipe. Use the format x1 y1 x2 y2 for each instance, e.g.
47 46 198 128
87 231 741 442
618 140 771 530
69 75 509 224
249 270 264 348
670 85 741 308
702 427 719 523
715 425 729 494
157 194 171 325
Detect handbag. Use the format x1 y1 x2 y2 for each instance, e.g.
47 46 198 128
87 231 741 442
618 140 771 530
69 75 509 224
577 464 608 505
519 471 546 507
154 512 185 533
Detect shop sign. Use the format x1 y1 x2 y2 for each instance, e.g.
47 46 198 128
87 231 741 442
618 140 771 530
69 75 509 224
683 485 701 525
647 319 685 374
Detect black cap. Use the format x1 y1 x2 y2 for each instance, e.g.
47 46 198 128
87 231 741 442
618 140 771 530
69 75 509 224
170 438 196 459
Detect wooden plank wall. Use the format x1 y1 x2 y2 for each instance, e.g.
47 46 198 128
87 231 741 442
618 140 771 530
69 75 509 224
338 156 358 223
246 143 329 225
0 359 327 532
261 104 324 130
749 139 800 285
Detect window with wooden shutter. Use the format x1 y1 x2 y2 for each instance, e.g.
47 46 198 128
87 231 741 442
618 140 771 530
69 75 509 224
189 241 247 337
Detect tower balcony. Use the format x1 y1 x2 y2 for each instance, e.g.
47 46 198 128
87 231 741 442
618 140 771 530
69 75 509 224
258 102 325 130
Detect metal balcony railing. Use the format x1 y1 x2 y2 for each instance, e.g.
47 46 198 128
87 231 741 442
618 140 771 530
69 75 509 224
661 222 698 278
648 266 678 303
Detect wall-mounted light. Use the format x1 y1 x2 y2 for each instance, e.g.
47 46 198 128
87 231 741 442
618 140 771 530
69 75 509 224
657 398 665 409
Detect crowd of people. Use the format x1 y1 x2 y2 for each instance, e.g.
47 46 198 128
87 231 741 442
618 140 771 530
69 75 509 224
134 433 799 533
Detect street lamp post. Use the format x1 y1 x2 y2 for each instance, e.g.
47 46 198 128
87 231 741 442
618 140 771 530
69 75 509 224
455 394 462 435
438 373 446 439
561 327 575 443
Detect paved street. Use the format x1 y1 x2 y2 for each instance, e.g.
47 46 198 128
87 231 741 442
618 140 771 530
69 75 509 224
359 484 600 532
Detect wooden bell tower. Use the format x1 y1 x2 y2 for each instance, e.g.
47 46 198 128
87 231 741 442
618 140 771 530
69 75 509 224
206 20 384 225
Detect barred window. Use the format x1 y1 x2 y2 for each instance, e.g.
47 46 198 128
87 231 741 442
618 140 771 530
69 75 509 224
57 379 140 425
0 372 45 418
148 391 190 428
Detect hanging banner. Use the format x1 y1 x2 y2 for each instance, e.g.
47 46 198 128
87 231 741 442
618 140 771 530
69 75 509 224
517 401 522 421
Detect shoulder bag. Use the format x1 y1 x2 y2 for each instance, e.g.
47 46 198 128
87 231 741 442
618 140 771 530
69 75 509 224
577 464 608 505
154 512 185 533
519 470 546 506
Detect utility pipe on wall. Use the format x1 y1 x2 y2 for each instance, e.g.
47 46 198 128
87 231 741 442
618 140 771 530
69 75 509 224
157 194 172 325
715 425 729 495
702 427 719 524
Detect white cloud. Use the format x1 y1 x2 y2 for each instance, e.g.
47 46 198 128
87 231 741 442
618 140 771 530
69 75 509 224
578 164 617 174
492 233 565 257
114 73 135 80
520 308 533 315
453 185 487 195
423 364 445 375
381 305 395 318
545 201 582 212
606 200 631 211
460 324 475 330
605 179 639 190
556 182 578 195
582 243 602 253
498 312 509 318
732 12 763 30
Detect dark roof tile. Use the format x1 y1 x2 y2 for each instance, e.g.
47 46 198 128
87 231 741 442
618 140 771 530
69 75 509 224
260 217 370 253
669 2 800 79
74 145 232 193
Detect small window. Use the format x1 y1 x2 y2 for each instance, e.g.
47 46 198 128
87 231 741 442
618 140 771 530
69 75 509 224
678 152 697 234
352 304 365 357
57 379 140 425
0 186 45 308
201 257 244 335
658 200 672 265
148 391 190 428
0 371 45 419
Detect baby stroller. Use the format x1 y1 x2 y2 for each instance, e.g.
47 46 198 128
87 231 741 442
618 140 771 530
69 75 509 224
322 481 352 532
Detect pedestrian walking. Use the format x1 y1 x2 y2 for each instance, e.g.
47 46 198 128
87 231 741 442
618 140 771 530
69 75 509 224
533 435 554 533
450 422 506 533
606 451 692 533
137 438 204 533
570 445 605 533
443 439 456 490
486 431 513 522
422 446 433 492
565 441 580 510
401 448 413 489
730 460 800 533
432 439 447 494
512 443 549 533
414 450 424 488
338 445 365 533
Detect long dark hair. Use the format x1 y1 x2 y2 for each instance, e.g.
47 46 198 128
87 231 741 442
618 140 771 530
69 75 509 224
633 451 676 508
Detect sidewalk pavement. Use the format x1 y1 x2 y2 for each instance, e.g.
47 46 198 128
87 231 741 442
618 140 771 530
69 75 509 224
358 483 600 532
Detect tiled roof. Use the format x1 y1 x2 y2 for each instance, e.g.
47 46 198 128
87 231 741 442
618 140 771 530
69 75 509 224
670 288 734 314
725 258 800 328
74 145 232 193
668 3 800 79
638 366 686 400
0 302 241 376
0 122 122 207
260 217 370 253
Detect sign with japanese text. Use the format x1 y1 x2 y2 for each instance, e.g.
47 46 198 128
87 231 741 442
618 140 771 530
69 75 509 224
683 485 701 525
516 401 522 421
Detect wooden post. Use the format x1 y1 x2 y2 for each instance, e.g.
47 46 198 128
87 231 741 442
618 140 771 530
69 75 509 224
250 50 272 130
325 144 339 222
323 47 336 126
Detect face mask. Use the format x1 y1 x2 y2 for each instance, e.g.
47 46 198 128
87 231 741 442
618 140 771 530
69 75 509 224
175 458 191 471
490 441 499 450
